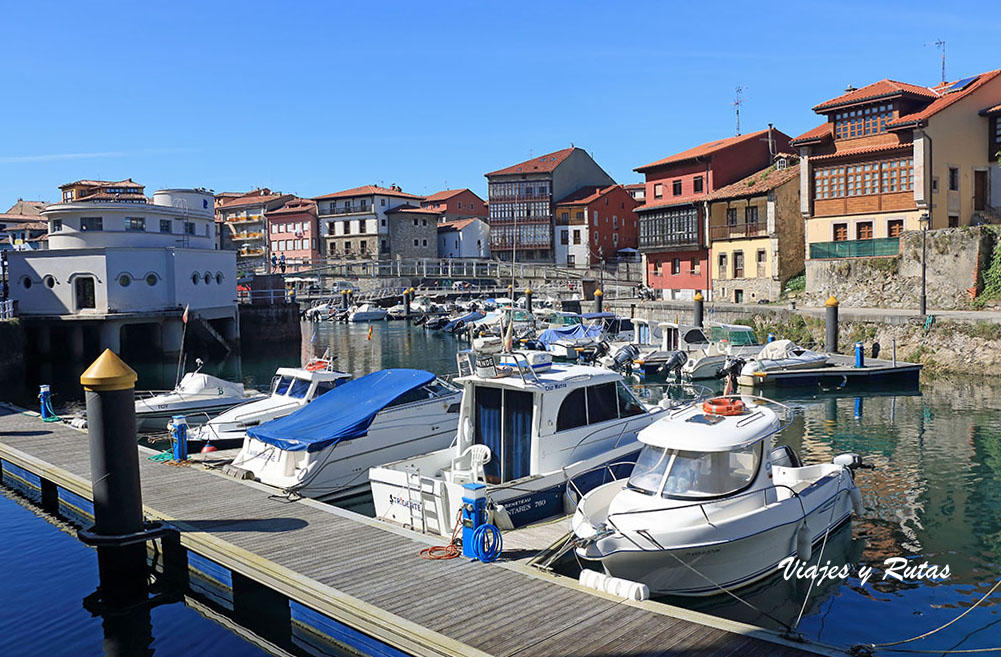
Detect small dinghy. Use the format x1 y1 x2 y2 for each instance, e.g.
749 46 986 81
348 304 388 322
738 339 830 384
571 393 866 596
135 365 264 433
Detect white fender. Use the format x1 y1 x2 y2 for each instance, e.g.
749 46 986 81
850 487 864 516
796 522 813 562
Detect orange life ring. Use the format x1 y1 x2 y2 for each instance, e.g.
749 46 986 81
702 397 746 416
305 359 330 372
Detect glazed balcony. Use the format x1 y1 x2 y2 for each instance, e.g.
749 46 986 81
809 237 899 259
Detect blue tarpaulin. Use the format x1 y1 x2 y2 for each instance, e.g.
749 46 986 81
536 324 603 348
443 311 485 332
580 312 616 320
246 369 435 452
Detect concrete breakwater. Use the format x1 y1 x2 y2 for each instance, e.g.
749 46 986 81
608 299 1001 377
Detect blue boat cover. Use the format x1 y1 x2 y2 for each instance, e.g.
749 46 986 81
580 312 616 320
443 311 485 332
536 324 603 348
246 369 436 452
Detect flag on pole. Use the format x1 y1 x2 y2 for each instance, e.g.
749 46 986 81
182 304 189 324
367 324 373 340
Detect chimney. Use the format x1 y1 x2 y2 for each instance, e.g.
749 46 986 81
844 84 857 93
767 123 775 159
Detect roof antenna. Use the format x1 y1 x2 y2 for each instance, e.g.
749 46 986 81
926 39 946 84
733 86 745 136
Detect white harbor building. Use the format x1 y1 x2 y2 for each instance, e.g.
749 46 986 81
6 179 238 359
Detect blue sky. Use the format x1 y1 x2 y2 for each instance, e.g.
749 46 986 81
1 1 998 209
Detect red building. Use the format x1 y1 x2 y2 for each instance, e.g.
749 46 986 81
419 189 487 222
266 198 320 270
554 185 639 267
635 128 791 299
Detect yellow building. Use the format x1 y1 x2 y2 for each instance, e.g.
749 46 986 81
793 71 1001 272
706 159 802 303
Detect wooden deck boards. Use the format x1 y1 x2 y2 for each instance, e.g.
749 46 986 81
0 405 831 657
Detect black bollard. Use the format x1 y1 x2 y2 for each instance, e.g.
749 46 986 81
525 287 533 313
80 350 146 581
594 289 603 313
824 295 839 353
340 289 348 310
693 291 704 328
347 289 354 307
403 287 411 319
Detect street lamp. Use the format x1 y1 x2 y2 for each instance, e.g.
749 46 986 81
919 212 930 316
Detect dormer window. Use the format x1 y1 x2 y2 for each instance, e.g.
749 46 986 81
834 103 894 139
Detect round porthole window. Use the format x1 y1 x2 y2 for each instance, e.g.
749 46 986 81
43 275 55 289
119 274 131 287
22 277 32 289
215 272 224 284
191 272 199 285
203 272 211 284
146 274 158 286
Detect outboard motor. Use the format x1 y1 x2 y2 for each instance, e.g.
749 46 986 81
657 350 688 382
871 342 880 359
715 356 746 395
413 314 428 326
609 343 638 374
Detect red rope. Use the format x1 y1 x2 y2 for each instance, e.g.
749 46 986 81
419 512 464 560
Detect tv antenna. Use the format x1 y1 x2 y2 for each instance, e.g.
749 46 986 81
927 39 946 84
733 86 745 136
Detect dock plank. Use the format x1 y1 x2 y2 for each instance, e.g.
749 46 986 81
0 405 831 657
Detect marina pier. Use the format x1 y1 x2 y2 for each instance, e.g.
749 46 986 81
0 404 835 657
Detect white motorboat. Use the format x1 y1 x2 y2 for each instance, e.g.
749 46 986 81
187 366 351 449
134 368 265 433
227 369 461 500
631 322 709 377
369 350 674 536
571 395 864 596
348 303 388 322
737 340 830 386
681 323 764 380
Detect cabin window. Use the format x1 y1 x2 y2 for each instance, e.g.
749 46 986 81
387 385 434 407
586 383 618 424
287 379 311 398
627 445 671 494
272 376 292 395
314 380 340 396
557 388 588 431
683 329 708 345
474 387 533 484
662 445 761 499
616 382 645 418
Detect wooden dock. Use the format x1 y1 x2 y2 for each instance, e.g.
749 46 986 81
0 404 839 657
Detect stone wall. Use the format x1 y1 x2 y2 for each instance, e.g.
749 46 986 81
238 302 301 345
0 320 26 402
805 227 994 310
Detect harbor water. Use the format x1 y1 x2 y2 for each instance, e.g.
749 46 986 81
3 321 1001 655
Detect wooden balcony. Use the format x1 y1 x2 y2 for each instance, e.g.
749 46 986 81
709 223 767 241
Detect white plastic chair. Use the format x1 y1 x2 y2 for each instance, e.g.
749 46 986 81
451 444 492 483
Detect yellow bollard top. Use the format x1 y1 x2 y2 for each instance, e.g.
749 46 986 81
825 295 839 307
594 289 603 296
408 287 415 294
80 349 137 392
694 291 704 302
525 288 532 294
340 289 347 295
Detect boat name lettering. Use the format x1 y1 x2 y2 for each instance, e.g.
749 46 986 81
244 448 279 463
779 556 951 588
388 494 422 513
543 383 567 391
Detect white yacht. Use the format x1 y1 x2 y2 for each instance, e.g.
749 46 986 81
681 323 764 380
187 366 351 449
348 304 388 322
134 368 264 433
227 370 461 500
369 350 672 536
571 395 864 596
737 340 830 386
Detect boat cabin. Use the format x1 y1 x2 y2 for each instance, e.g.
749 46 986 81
659 323 709 352
270 367 350 401
708 324 760 348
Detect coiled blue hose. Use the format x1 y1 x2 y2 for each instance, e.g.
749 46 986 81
472 523 502 562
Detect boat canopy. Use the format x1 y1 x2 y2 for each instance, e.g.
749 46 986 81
177 372 245 396
638 401 780 452
536 324 603 348
247 369 436 452
580 312 616 321
443 311 485 331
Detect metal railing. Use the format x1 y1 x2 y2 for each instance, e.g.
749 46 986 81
319 207 374 216
809 237 900 259
709 223 767 240
0 299 14 320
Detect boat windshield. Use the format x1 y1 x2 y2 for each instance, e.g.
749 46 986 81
272 375 293 395
287 378 312 398
709 326 759 346
626 443 761 499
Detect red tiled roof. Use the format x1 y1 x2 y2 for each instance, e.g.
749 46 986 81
5 200 47 215
981 102 1001 115
386 204 441 215
268 198 317 215
485 147 576 177
623 183 645 190
0 214 47 229
812 80 939 112
438 218 479 232
77 192 149 202
555 185 625 206
635 130 774 172
218 190 290 209
705 162 799 201
313 185 422 201
809 143 913 162
889 70 1001 127
59 178 142 189
423 189 470 203
790 123 833 145
635 197 704 213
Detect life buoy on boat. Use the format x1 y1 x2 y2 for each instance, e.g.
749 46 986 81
305 359 330 372
702 397 746 416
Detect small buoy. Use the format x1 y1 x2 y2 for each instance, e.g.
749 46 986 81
201 444 218 453
796 523 812 561
850 487 864 515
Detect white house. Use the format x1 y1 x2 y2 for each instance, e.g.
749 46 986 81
437 218 490 259
7 182 237 359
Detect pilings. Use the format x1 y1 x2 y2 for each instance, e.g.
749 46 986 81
693 291 704 328
594 289 603 313
525 288 533 313
825 295 839 353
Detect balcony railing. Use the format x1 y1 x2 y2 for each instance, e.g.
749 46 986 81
490 237 552 249
320 206 374 216
228 215 263 223
809 237 900 259
238 247 265 257
232 232 263 241
709 223 767 241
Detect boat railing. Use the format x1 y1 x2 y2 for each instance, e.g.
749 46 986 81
500 351 542 385
565 460 639 511
228 398 303 425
